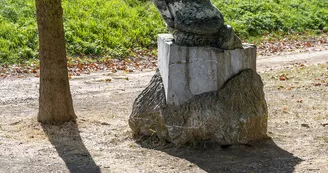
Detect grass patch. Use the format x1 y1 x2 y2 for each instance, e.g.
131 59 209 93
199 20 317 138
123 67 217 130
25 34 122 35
215 0 328 38
0 0 327 64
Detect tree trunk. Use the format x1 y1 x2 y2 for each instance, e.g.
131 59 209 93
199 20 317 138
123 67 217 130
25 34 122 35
36 0 76 123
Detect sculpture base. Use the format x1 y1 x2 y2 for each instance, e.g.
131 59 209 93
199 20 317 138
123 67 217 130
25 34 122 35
129 70 268 145
128 34 268 146
158 34 257 105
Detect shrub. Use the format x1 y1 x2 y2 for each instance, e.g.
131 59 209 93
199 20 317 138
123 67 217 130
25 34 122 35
0 0 327 63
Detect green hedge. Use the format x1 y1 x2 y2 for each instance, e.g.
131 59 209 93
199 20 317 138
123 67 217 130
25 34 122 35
0 0 327 63
214 0 328 37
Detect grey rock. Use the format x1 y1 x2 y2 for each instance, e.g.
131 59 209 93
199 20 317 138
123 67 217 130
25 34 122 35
153 0 242 49
129 69 268 146
129 70 168 138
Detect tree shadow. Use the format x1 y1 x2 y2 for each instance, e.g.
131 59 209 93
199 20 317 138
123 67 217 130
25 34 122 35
41 122 100 173
140 139 303 173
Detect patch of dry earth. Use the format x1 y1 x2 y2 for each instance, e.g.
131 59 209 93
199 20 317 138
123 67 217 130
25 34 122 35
0 51 328 173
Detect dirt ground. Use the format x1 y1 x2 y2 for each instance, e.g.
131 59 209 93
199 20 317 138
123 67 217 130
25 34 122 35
0 50 328 173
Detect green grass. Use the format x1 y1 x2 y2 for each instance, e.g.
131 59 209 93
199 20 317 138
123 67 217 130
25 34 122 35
214 0 328 39
0 0 327 64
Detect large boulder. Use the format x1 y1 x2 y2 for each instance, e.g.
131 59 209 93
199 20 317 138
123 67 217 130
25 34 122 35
129 69 268 145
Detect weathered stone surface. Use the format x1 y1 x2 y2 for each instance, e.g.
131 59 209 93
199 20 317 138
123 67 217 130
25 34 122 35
128 70 168 138
153 0 242 49
158 34 257 105
129 69 268 146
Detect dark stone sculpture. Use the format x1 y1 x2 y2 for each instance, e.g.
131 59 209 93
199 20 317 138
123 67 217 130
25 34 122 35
153 0 243 49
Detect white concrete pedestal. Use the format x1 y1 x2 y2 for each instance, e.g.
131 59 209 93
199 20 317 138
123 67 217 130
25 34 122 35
158 34 257 105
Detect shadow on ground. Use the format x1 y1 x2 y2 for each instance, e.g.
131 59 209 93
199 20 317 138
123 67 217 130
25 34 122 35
42 122 100 173
141 139 302 173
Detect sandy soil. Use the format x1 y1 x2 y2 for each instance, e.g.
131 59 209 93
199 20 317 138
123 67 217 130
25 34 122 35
0 50 328 173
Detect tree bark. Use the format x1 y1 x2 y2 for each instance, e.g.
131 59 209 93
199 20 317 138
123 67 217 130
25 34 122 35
36 0 76 123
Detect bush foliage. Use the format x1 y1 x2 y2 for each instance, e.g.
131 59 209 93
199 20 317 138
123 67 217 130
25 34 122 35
214 0 328 37
0 0 327 63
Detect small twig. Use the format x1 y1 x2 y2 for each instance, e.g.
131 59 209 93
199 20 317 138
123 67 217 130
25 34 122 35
322 123 328 127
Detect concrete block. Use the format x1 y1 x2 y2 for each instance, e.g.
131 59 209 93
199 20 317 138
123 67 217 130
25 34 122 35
158 34 257 105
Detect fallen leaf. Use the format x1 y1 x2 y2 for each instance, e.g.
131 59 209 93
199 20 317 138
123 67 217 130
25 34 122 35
78 63 84 69
305 42 311 47
279 75 288 81
32 69 38 73
16 68 22 73
1 74 8 78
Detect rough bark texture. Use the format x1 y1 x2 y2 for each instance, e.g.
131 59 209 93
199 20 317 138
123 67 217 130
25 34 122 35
129 69 268 145
36 0 76 123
